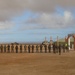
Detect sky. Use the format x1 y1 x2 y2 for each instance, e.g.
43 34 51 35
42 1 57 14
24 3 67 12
0 0 75 43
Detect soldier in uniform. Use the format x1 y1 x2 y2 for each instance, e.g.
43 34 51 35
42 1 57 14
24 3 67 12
11 44 14 53
7 45 10 53
20 45 22 53
62 44 65 53
24 45 26 53
4 45 6 53
53 43 56 53
0 45 3 53
15 45 18 53
56 44 59 53
36 45 38 53
48 44 51 53
44 45 47 53
32 45 34 53
59 44 61 55
40 45 42 53
28 45 30 53
65 43 68 52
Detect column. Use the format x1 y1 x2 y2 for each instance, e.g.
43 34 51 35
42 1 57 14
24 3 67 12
68 37 70 50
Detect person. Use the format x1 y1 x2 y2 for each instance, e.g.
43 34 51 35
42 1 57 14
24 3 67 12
63 44 65 53
36 45 38 53
48 44 51 53
55 44 58 53
4 45 6 53
65 43 68 52
44 45 47 53
32 45 34 53
53 43 56 53
24 45 26 53
40 45 42 53
20 45 22 53
28 45 30 53
59 44 61 55
7 45 10 53
15 45 18 53
11 45 14 53
0 45 3 53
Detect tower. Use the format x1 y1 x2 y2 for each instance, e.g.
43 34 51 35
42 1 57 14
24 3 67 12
57 36 59 46
50 36 53 45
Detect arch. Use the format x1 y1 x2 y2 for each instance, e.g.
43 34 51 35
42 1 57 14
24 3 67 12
65 34 75 50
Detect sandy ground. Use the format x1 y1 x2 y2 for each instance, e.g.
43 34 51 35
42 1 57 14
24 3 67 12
0 51 75 75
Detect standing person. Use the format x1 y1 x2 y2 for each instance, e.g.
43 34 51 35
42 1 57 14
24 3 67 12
59 44 61 55
65 43 68 52
44 45 47 53
32 45 34 53
24 45 26 53
1 45 3 53
28 45 30 53
36 45 38 53
20 45 22 53
40 45 42 53
7 45 10 53
63 44 65 53
4 45 6 53
15 45 18 53
53 43 56 53
11 45 14 53
48 44 51 53
55 44 58 53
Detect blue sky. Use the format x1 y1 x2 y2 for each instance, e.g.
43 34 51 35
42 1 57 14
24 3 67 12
0 0 75 43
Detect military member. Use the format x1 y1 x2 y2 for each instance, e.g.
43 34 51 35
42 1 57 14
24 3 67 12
44 45 47 53
48 44 51 53
63 44 65 53
0 45 3 53
40 45 42 53
15 45 18 53
24 45 26 53
32 45 34 53
53 43 56 53
20 45 22 53
59 44 61 55
4 45 6 53
28 45 30 53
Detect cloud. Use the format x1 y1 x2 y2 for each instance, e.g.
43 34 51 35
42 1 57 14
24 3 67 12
0 0 75 21
0 0 75 30
21 11 74 29
0 21 15 30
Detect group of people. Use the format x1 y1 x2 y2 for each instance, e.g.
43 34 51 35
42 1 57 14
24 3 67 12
0 44 69 54
52 43 69 55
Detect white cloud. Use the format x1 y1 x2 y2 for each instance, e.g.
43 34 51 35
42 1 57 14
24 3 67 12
0 21 15 30
22 11 74 29
0 0 75 21
0 0 75 30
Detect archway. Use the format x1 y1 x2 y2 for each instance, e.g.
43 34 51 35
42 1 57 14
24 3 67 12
65 34 75 50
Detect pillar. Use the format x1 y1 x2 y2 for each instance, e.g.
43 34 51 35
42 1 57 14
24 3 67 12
68 37 70 50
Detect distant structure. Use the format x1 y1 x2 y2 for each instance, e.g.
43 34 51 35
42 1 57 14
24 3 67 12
65 34 75 50
57 36 59 46
0 35 75 53
42 37 49 45
50 36 53 45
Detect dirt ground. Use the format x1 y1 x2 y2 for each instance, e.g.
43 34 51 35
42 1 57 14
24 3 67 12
0 51 75 75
